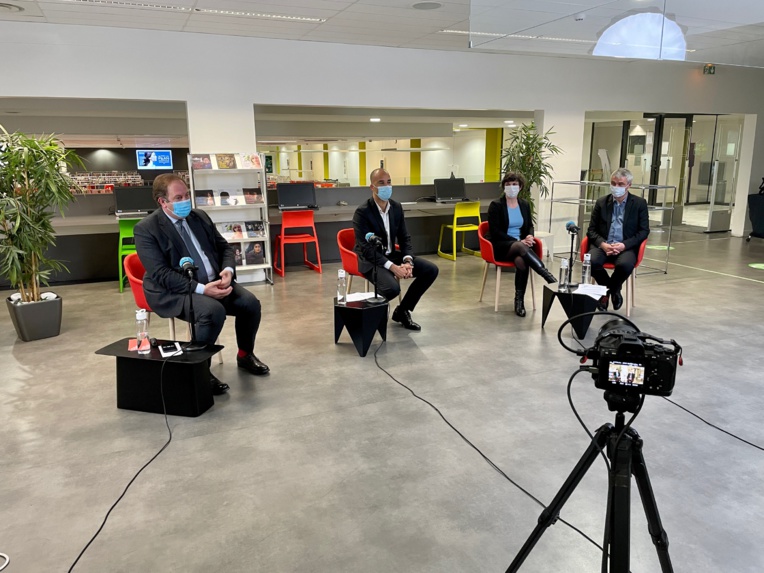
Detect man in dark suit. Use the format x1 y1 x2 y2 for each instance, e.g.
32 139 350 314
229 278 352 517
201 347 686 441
353 168 439 331
134 174 269 395
586 168 650 311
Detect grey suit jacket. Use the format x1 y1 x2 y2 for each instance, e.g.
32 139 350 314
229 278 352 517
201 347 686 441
134 209 235 318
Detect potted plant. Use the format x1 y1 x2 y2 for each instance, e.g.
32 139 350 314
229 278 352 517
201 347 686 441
500 121 563 225
0 125 83 341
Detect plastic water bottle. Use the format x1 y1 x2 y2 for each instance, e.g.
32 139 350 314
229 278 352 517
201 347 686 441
337 269 347 305
559 258 569 289
136 309 150 354
581 253 592 285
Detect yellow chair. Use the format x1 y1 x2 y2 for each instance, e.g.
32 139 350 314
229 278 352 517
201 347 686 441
118 218 140 292
437 201 482 261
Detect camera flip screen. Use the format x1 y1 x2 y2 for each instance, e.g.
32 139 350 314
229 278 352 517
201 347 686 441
607 360 645 388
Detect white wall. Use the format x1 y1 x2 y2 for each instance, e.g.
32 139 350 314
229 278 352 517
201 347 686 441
3 21 764 239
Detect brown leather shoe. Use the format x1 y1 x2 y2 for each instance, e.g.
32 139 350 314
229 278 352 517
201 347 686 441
237 354 270 375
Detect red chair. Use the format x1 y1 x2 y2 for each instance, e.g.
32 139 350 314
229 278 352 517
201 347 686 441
123 254 223 363
337 228 367 293
272 210 322 277
477 221 543 313
579 236 648 317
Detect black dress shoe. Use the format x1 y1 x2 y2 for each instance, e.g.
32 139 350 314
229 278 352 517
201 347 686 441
610 290 624 311
237 354 270 375
210 374 229 395
392 306 421 331
597 294 609 312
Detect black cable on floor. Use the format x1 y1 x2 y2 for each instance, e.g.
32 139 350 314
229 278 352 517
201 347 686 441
662 397 764 452
68 346 185 572
372 342 604 553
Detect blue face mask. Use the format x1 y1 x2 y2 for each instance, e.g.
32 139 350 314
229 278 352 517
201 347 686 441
376 185 393 201
171 199 192 218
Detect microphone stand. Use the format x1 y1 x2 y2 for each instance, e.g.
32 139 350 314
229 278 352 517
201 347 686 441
369 241 387 304
567 230 579 287
182 267 208 352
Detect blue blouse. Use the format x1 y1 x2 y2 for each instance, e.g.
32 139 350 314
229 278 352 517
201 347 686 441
507 205 523 240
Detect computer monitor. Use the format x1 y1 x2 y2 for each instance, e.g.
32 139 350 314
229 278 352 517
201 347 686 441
276 182 317 210
114 186 156 215
136 150 173 170
433 177 467 202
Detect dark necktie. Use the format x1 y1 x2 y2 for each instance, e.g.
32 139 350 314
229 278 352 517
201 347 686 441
176 220 208 283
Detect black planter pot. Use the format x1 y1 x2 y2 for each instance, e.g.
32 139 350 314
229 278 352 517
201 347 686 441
6 295 63 341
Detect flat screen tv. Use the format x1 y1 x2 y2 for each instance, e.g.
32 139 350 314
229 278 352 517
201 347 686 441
136 150 173 170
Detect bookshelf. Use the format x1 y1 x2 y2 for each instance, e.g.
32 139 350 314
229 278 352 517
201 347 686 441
188 153 272 284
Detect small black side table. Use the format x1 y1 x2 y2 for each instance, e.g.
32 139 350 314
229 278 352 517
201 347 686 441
96 338 223 417
334 298 388 357
541 285 601 339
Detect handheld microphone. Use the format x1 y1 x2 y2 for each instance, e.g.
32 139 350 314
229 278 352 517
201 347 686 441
565 221 580 234
365 232 384 246
179 256 196 278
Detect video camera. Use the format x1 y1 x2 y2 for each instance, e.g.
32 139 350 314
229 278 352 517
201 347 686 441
580 318 682 396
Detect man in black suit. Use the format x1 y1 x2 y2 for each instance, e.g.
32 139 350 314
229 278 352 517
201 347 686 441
353 168 439 331
134 174 269 395
586 168 650 311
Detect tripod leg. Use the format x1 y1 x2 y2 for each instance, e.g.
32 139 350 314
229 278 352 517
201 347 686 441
606 430 634 573
630 431 674 573
506 424 614 573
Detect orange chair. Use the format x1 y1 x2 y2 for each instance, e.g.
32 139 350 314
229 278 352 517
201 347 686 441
337 228 367 293
123 253 223 363
579 236 648 317
477 221 543 313
272 210 322 277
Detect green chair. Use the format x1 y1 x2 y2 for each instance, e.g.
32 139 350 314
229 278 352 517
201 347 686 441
437 201 482 261
118 218 140 292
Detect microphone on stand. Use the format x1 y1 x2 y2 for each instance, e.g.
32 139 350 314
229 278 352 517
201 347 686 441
565 221 580 234
179 256 197 278
365 232 384 247
177 256 206 352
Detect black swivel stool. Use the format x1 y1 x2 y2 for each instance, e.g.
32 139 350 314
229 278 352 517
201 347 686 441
96 338 223 417
334 298 388 357
541 285 601 339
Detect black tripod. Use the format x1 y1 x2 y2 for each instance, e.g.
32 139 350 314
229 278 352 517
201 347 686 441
507 393 672 573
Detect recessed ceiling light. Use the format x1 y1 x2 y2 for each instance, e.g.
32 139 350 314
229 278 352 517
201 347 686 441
0 3 24 12
370 118 381 123
412 1 442 10
504 120 515 124
194 8 325 22
459 124 468 128
453 129 461 132
59 0 190 11
647 118 655 122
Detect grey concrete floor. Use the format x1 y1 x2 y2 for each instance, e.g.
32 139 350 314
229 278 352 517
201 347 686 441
2 231 764 572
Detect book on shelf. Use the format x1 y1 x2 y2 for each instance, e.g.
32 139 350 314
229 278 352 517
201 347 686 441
242 187 264 204
215 222 246 240
237 153 263 170
194 189 215 206
244 221 266 238
191 154 213 170
244 241 266 266
231 242 244 266
214 188 244 206
215 154 237 170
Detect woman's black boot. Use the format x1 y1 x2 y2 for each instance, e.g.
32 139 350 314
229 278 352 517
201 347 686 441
525 248 557 284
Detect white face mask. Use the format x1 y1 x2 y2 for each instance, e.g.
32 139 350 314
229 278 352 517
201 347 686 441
504 184 520 198
611 185 627 198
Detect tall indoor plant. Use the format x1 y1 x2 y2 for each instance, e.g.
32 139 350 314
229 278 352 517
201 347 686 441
0 125 83 340
501 121 562 225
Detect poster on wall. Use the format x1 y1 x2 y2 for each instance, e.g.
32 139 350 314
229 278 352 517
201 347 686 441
264 155 274 174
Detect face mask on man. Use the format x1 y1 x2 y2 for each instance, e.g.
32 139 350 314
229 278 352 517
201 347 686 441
611 185 627 198
376 185 393 201
504 184 520 198
170 198 192 218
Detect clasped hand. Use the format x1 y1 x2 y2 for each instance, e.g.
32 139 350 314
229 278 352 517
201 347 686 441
521 236 535 248
601 242 625 256
393 262 414 279
203 270 233 299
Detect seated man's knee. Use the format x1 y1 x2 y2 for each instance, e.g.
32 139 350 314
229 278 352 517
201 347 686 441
199 302 226 330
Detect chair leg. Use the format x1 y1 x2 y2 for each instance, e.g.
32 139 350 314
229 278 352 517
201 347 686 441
169 317 176 340
216 337 223 364
479 262 489 302
119 254 124 293
461 230 480 256
530 273 536 311
347 274 353 293
625 273 635 317
494 266 501 312
437 224 455 260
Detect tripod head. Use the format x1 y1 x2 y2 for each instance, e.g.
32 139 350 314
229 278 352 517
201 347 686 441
604 390 642 415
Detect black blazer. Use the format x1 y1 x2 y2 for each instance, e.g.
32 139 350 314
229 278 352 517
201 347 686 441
587 193 650 252
352 197 414 274
487 196 534 249
134 209 235 318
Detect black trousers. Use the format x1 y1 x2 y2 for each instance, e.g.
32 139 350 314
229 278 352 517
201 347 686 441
363 251 439 312
589 246 637 293
178 282 261 353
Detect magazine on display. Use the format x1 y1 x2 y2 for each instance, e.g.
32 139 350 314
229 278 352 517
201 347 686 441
231 242 244 266
238 153 263 169
242 187 264 204
244 221 266 238
191 154 212 170
215 154 237 169
194 189 215 206
244 241 266 265
214 188 244 206
215 222 246 240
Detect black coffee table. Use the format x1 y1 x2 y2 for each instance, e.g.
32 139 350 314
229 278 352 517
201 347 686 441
541 285 602 339
334 298 388 357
